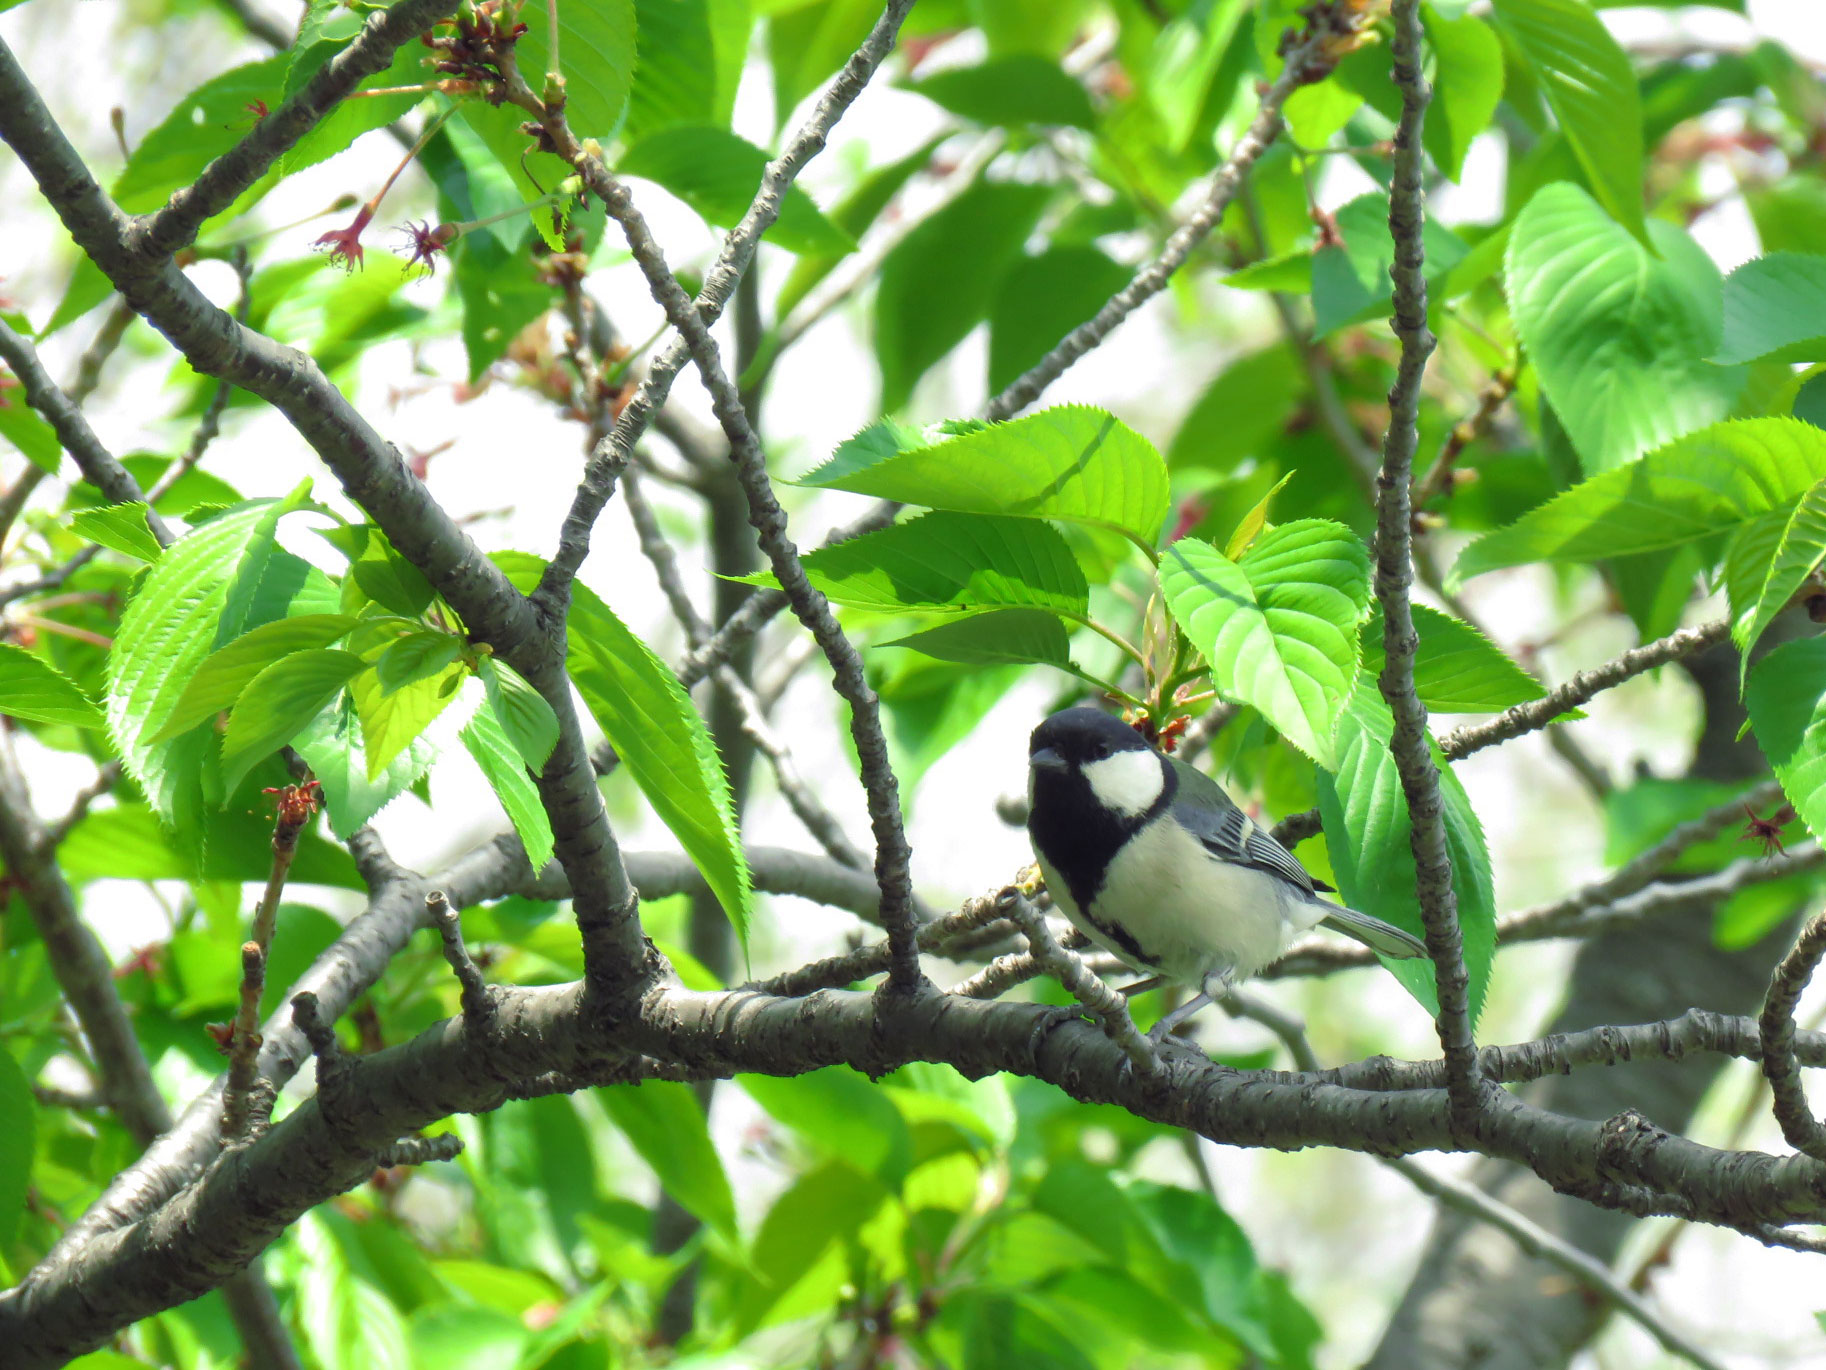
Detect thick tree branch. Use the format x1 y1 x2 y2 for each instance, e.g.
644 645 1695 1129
1372 0 1481 1133
132 0 459 260
14 970 1826 1362
0 33 655 1005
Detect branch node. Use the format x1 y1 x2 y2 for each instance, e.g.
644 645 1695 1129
375 1132 466 1168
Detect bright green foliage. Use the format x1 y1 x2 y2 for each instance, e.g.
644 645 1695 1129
0 644 103 728
1453 418 1826 582
295 696 440 840
0 398 62 473
516 0 638 139
1422 7 1503 181
1162 524 1371 765
1747 639 1826 842
1317 691 1497 1019
65 503 160 564
0 1046 33 1246
600 1083 737 1239
988 245 1133 394
625 0 751 136
220 648 368 795
619 126 854 255
874 179 1054 410
477 658 560 773
1716 253 1826 364
154 615 357 743
459 697 556 873
882 607 1079 671
1359 605 1545 714
804 406 1171 549
111 57 288 214
1725 479 1826 684
908 55 1098 129
746 511 1090 618
495 553 753 945
105 487 316 835
1491 0 1645 240
349 654 470 781
1507 183 1739 474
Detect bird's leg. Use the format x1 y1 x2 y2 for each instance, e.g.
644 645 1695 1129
1146 991 1213 1043
1026 1002 1089 1056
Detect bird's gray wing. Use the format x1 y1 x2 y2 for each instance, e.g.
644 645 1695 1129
1168 758 1316 896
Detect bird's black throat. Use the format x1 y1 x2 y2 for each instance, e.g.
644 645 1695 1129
1026 753 1178 920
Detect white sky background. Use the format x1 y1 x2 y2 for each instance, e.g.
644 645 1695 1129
2 1 1826 1366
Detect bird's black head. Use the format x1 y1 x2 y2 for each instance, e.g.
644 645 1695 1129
1026 708 1172 912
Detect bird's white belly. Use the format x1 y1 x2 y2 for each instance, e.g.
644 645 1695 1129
1038 821 1320 990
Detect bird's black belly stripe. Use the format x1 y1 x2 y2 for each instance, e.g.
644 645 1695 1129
1079 905 1151 967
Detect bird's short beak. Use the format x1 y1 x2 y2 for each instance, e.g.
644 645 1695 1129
1030 746 1068 774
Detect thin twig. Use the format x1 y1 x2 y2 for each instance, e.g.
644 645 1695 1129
531 95 922 992
220 784 317 1142
1004 891 1163 1079
1760 913 1826 1162
983 11 1355 420
428 890 493 1023
1372 0 1481 1135
1414 359 1518 509
751 892 1013 997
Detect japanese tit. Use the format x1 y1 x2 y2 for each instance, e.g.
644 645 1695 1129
1026 707 1426 1035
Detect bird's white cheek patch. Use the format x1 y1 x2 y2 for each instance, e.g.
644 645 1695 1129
1083 751 1164 818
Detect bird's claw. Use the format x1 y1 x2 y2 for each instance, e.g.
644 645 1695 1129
1027 1002 1087 1056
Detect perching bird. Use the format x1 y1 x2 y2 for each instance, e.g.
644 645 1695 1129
1026 707 1426 1038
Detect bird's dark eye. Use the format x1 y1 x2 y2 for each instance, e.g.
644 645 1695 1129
1089 741 1109 760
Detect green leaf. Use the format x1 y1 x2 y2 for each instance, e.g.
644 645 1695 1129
1359 605 1546 713
773 136 944 321
1221 473 1293 560
1452 418 1826 582
988 246 1133 395
60 802 361 887
1145 0 1248 152
460 694 556 874
618 126 853 256
111 56 288 214
1716 253 1826 365
0 644 104 728
106 489 312 833
1491 0 1645 241
293 693 438 840
42 255 113 339
345 531 435 619
495 553 752 945
220 649 367 797
1726 479 1826 685
1423 7 1504 181
278 28 424 178
1161 523 1371 765
0 1046 31 1245
908 55 1096 129
350 658 470 781
600 1082 737 1239
881 608 1077 670
518 0 638 139
801 405 1171 550
478 657 560 772
374 631 464 695
626 0 750 136
153 614 357 744
739 1068 913 1186
744 511 1089 617
1167 345 1304 474
1748 638 1826 843
407 1305 528 1370
67 502 161 563
1308 193 1468 336
874 179 1053 411
1316 689 1497 1020
1507 182 1741 474
767 0 881 126
0 397 62 473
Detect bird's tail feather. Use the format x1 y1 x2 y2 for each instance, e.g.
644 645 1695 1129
1319 906 1428 960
